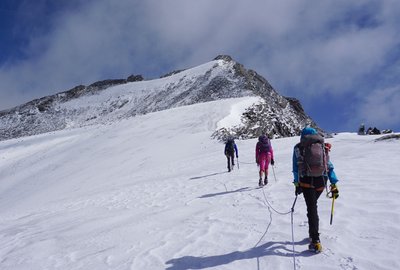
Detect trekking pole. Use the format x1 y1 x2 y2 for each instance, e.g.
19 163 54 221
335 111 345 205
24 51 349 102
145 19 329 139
330 195 335 225
237 157 240 169
291 195 298 212
272 165 277 182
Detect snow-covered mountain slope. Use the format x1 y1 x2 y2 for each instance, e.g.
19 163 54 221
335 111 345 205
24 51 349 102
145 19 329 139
0 55 316 141
0 98 399 270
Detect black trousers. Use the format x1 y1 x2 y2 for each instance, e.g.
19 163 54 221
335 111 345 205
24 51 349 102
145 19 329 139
302 187 323 242
226 154 235 171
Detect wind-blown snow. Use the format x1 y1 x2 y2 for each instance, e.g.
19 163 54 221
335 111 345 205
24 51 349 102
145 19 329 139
0 98 399 270
216 97 261 129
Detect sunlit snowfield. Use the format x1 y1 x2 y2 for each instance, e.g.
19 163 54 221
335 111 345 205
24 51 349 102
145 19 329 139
1 98 399 270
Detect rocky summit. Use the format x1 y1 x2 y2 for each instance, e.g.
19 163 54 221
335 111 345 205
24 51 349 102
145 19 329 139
0 55 319 141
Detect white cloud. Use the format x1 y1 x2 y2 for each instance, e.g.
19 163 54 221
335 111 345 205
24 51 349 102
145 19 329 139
356 86 400 128
0 0 400 131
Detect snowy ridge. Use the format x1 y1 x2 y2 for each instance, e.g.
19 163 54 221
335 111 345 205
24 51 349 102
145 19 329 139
58 59 245 123
0 98 399 269
0 55 315 141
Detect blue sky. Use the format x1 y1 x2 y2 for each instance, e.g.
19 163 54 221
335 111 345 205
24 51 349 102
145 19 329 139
1 0 400 132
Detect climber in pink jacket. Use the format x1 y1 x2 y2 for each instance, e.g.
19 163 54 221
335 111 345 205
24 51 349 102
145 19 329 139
255 135 275 186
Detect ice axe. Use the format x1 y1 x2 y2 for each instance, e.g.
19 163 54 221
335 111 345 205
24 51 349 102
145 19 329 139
330 195 335 225
327 186 338 225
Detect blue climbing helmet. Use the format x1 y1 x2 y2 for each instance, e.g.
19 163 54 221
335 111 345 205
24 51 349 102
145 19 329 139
301 127 318 138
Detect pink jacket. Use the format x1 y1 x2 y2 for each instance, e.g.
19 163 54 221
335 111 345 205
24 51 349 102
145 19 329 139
255 140 274 161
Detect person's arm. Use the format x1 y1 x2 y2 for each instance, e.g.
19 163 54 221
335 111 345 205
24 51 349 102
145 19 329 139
292 147 299 183
327 161 339 198
327 161 339 184
234 144 238 158
255 142 260 163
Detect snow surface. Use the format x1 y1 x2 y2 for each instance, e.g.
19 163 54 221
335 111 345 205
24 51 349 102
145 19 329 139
1 97 399 270
216 97 261 129
57 59 242 125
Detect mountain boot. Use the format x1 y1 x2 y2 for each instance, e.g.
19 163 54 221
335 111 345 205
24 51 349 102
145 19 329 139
258 178 263 187
264 176 268 185
308 240 322 253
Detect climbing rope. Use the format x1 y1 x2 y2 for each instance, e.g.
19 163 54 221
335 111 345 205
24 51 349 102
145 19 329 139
258 184 298 270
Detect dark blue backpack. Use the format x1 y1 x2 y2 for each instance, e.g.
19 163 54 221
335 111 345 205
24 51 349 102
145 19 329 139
226 139 235 154
258 135 270 153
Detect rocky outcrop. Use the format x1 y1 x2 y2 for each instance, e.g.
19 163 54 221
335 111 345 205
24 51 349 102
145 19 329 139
127 75 144 82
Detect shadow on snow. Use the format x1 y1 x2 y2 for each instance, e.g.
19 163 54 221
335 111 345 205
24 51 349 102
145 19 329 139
189 171 229 180
165 238 315 270
198 187 252 199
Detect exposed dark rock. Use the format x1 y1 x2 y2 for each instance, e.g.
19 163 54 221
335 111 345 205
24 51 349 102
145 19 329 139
59 85 86 101
382 129 393 134
366 127 381 135
375 134 400 141
87 79 127 91
214 55 234 62
160 69 186 78
127 75 144 82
